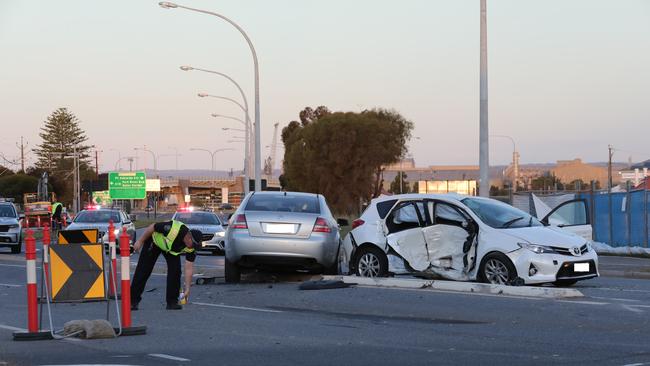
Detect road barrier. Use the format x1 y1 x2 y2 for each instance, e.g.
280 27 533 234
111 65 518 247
13 229 53 340
119 227 146 336
58 229 99 245
108 220 119 299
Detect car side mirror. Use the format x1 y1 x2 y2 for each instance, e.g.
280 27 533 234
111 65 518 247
129 214 137 222
19 214 25 221
337 218 350 227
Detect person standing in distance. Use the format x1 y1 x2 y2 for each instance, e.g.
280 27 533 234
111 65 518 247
130 220 202 310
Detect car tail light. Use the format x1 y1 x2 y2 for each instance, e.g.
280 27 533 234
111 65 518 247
352 219 365 229
231 214 248 229
313 217 331 233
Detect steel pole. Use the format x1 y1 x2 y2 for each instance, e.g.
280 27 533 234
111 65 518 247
168 4 261 191
479 0 489 197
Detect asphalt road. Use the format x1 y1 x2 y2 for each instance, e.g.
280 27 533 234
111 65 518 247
1 250 650 365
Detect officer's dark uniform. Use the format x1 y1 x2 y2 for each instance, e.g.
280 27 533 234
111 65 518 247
130 221 196 307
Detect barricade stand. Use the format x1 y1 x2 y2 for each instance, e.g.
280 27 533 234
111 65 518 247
118 227 147 336
13 229 53 340
107 220 119 299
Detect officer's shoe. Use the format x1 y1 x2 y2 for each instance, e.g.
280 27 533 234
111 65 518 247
166 303 182 310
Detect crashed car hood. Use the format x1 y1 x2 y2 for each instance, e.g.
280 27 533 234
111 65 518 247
503 226 585 248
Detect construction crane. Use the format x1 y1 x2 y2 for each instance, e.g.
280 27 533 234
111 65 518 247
264 123 280 176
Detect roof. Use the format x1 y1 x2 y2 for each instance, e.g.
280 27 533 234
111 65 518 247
631 159 650 170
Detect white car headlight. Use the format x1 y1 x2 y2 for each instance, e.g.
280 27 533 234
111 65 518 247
518 243 556 254
114 229 120 236
214 231 225 238
9 224 20 229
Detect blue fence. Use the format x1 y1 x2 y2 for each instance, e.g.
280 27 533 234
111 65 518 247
578 190 649 247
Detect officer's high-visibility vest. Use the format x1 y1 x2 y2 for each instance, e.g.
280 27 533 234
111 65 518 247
51 202 62 215
152 220 195 256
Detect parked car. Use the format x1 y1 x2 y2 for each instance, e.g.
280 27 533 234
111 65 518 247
172 209 226 254
0 201 22 254
341 194 599 286
224 191 346 283
66 208 136 247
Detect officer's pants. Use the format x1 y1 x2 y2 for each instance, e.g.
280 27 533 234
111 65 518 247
130 239 181 305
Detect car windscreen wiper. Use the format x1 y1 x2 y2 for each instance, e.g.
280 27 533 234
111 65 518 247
501 216 524 228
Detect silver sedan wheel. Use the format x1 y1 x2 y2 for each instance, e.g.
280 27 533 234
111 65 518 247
358 252 381 277
484 259 509 285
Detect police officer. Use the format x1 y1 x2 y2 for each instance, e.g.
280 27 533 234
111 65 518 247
51 199 63 230
130 220 202 310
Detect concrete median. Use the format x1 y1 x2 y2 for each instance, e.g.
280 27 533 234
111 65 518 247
321 275 584 299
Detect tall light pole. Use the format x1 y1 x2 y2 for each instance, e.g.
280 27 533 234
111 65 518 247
162 3 262 192
198 92 253 180
211 113 251 193
491 135 518 192
168 147 180 170
479 0 490 197
180 67 253 192
110 148 122 171
114 156 135 171
190 148 235 171
134 147 158 177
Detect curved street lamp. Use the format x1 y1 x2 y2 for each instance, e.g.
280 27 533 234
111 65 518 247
190 148 235 171
163 1 262 191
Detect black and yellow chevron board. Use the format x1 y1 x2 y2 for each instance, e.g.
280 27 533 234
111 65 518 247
50 244 105 302
58 229 99 244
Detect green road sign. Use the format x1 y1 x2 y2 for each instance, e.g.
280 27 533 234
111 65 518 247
92 190 112 205
108 172 146 199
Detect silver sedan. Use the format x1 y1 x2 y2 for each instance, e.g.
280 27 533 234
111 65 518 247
224 191 346 283
172 210 226 254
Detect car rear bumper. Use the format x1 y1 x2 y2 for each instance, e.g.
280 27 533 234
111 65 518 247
226 231 338 267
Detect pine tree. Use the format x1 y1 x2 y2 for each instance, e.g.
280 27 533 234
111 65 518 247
33 108 92 173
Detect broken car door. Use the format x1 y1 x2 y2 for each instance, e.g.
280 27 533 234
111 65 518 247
421 200 476 281
384 201 430 271
541 199 592 241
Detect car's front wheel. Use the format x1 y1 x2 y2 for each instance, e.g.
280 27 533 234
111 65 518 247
224 257 241 283
354 246 388 278
479 252 517 285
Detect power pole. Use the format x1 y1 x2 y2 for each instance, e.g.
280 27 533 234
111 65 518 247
95 150 99 178
608 145 614 190
16 136 28 173
479 0 490 197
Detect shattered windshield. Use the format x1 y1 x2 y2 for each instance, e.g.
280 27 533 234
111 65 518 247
461 198 542 229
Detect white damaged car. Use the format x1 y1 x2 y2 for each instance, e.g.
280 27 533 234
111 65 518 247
341 194 599 286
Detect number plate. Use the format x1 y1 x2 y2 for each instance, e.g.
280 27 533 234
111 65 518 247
264 223 296 234
574 263 590 272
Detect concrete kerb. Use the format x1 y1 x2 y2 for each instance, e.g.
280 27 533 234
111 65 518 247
321 275 584 299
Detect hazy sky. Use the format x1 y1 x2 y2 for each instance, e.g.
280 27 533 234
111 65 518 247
1 0 649 172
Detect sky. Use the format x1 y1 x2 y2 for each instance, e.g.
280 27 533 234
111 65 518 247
1 0 649 172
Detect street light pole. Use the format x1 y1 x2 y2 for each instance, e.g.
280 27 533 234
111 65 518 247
190 148 235 172
479 0 490 197
162 2 262 192
212 113 251 193
182 67 253 193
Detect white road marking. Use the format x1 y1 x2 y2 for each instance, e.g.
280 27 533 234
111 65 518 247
621 305 645 314
629 305 650 309
590 296 641 302
0 324 26 332
590 287 650 294
556 300 610 306
148 353 191 362
192 302 283 313
0 283 21 287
